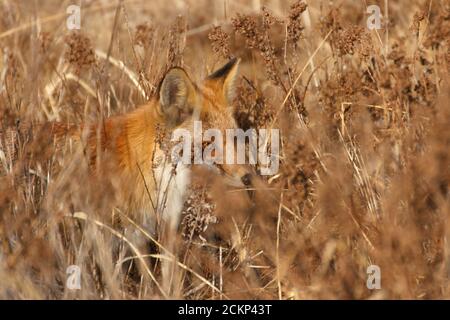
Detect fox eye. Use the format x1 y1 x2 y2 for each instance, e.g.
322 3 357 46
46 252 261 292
159 68 195 127
241 173 252 186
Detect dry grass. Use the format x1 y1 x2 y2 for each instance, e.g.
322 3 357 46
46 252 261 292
0 0 449 299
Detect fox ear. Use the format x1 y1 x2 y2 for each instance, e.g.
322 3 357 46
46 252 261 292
159 68 195 127
207 58 241 105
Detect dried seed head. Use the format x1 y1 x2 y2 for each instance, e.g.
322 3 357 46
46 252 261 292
208 26 231 59
134 22 154 48
181 188 217 241
232 13 281 86
64 32 96 73
287 1 307 45
261 6 283 28
335 25 372 59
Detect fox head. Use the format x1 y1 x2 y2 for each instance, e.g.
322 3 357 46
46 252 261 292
157 58 254 188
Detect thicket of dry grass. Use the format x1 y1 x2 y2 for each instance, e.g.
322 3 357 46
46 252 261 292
0 0 449 299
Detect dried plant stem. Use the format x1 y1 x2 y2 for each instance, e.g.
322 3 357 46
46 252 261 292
276 192 283 300
67 211 168 298
270 29 333 129
95 49 148 99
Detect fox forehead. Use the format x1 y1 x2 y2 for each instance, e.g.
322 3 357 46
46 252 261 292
196 84 229 111
182 87 236 130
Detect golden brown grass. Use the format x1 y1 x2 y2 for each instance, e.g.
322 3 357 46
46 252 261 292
0 0 449 299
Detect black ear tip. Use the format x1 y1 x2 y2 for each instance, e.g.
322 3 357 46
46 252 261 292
224 57 239 67
229 57 238 65
207 57 241 80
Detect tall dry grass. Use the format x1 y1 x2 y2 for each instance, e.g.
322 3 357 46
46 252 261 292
0 0 449 299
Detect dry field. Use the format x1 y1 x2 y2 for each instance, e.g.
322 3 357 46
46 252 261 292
0 0 449 299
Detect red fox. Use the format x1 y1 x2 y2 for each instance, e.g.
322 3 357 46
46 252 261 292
0 58 254 230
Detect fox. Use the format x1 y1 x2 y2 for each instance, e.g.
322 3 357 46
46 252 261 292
0 58 254 232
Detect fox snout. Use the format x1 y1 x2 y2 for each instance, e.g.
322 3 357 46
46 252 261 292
217 164 255 190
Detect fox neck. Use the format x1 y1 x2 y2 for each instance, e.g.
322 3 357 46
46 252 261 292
120 100 162 169
121 101 189 228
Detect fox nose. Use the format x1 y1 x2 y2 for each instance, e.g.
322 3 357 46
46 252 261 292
241 173 252 186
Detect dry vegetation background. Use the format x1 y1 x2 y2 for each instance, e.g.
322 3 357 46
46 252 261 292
0 0 449 299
